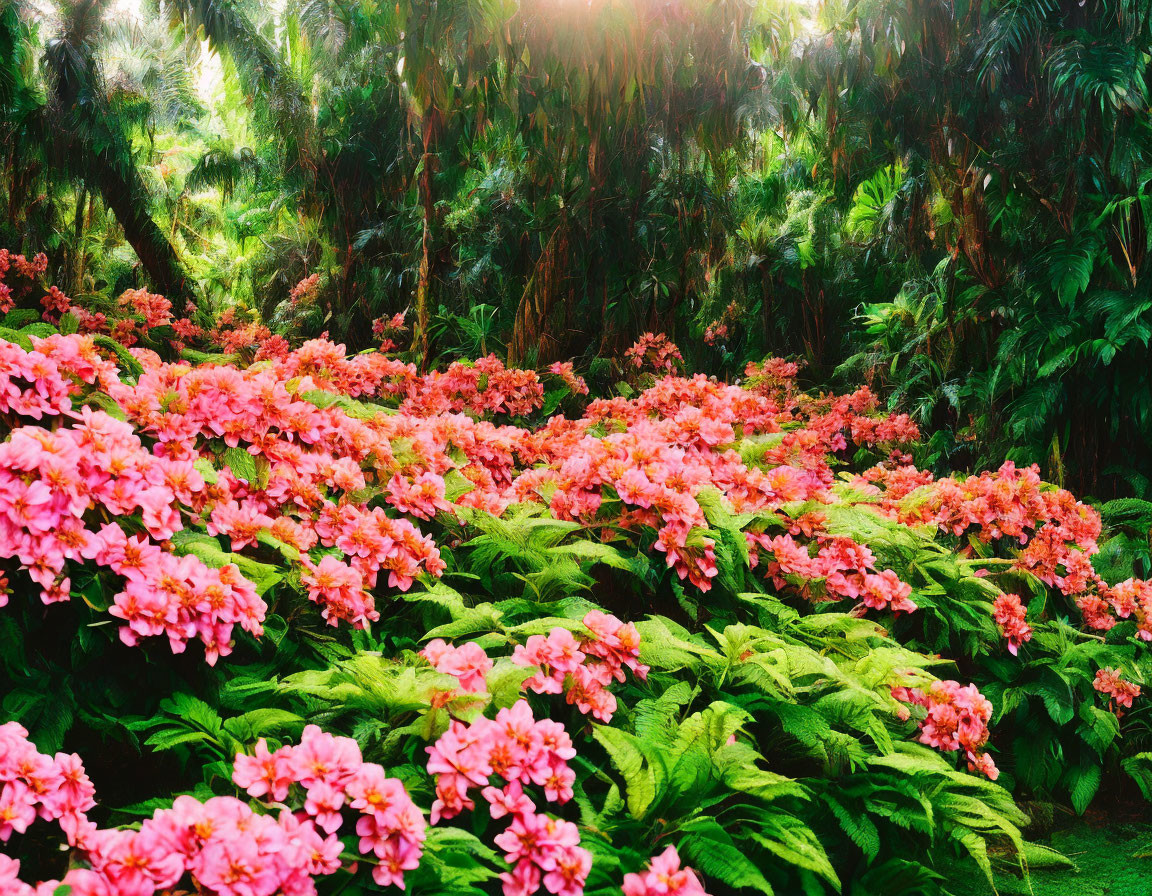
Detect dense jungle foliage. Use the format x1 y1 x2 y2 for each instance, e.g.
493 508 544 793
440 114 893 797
3 1 1152 895
5 0 1152 496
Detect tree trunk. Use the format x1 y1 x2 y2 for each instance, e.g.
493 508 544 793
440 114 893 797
42 8 192 314
69 188 87 296
411 112 438 370
509 217 568 366
76 193 93 295
90 151 190 311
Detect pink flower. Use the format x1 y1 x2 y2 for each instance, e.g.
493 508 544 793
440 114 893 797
290 724 362 790
421 639 493 694
893 680 998 779
300 554 379 629
0 781 37 841
992 593 1033 655
1094 668 1141 711
623 846 711 896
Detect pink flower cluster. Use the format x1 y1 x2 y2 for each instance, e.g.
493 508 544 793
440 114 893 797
0 408 265 660
118 288 174 330
102 524 265 662
31 334 120 391
210 309 275 356
372 311 407 335
402 355 544 418
1078 577 1152 640
623 847 712 896
992 593 1032 655
867 459 1152 640
513 610 649 722
108 352 446 631
233 725 426 888
0 722 94 845
625 332 683 373
892 681 998 779
2 721 421 896
702 302 743 349
316 502 446 592
1093 668 1141 712
748 533 917 613
547 361 589 396
743 357 800 396
370 312 407 351
510 374 916 590
890 460 1101 557
0 339 77 420
84 795 343 896
299 554 379 628
289 273 321 306
422 638 494 694
387 471 451 520
426 700 590 896
106 324 918 602
703 322 728 345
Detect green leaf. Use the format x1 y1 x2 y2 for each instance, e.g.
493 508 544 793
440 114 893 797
592 725 662 820
223 709 305 741
677 817 775 894
223 446 259 484
1068 763 1102 815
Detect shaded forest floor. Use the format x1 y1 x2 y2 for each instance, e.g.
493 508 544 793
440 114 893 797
957 809 1152 895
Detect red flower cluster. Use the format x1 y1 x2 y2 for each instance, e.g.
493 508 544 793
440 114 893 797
39 286 71 320
0 250 47 313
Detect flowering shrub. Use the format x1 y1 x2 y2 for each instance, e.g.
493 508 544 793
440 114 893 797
233 725 426 887
1 272 1151 896
891 681 999 779
0 720 423 895
426 700 590 896
624 332 684 373
512 611 648 722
